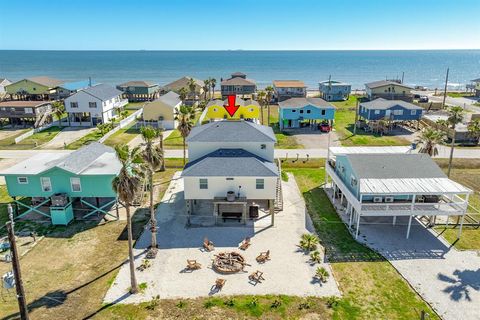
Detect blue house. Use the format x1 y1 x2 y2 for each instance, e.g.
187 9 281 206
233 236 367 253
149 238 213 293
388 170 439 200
325 147 471 239
319 80 351 101
359 98 423 122
278 97 335 130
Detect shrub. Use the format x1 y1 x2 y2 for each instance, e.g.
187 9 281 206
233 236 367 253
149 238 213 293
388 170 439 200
145 295 160 310
316 267 330 283
176 300 187 308
270 299 282 309
310 250 322 264
299 233 319 252
326 296 340 308
223 298 235 307
298 300 312 310
203 299 215 309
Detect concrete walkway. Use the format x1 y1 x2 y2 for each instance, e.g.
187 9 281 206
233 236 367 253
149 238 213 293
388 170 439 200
335 207 480 320
40 126 96 149
104 172 340 303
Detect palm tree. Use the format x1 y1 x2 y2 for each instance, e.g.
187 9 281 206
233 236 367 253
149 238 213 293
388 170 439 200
257 90 266 125
203 79 210 102
299 233 319 252
415 128 446 157
467 119 480 145
265 86 274 126
175 105 196 165
52 101 65 126
187 78 197 103
445 106 465 176
210 78 217 99
178 87 188 104
140 126 163 250
112 145 146 294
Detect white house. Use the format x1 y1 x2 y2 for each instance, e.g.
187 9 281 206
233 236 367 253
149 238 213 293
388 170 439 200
64 84 127 126
0 78 12 95
181 120 280 226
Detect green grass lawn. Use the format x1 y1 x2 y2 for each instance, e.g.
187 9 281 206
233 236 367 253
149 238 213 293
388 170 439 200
0 127 63 150
0 185 13 226
0 128 32 147
65 129 104 150
103 123 140 147
282 163 439 319
447 92 474 98
332 96 410 146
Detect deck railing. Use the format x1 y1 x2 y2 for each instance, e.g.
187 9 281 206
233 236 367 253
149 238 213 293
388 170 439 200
360 201 468 216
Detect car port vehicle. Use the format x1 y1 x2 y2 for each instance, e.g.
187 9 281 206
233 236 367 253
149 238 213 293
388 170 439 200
319 122 331 132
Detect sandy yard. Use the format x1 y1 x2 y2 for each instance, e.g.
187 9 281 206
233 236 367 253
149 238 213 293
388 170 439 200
290 130 341 149
104 172 340 303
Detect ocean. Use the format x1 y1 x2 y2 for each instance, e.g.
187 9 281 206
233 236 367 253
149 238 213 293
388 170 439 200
0 50 479 90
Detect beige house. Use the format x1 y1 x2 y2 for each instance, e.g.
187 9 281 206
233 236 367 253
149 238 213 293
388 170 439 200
142 91 181 129
163 76 204 104
365 80 413 102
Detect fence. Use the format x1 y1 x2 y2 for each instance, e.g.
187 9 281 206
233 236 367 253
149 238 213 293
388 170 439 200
14 121 59 144
98 108 143 143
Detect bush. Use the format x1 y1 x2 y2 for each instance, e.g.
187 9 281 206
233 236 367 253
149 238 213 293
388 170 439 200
145 295 160 310
223 298 235 307
310 250 322 264
315 267 330 283
176 300 187 308
203 299 215 309
299 233 319 252
326 296 340 308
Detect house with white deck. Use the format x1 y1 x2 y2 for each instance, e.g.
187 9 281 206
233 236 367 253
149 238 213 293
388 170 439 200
65 84 128 126
181 120 280 226
325 146 471 239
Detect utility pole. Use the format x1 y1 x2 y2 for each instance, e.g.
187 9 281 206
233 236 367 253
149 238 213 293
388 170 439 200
401 71 404 84
442 67 449 108
353 98 359 135
6 205 29 320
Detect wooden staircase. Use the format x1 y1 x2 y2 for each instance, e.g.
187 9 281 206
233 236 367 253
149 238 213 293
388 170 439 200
274 159 283 212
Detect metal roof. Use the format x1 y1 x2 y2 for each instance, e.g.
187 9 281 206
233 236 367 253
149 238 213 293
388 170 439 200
365 80 413 90
206 97 260 108
347 153 445 179
0 142 121 176
360 178 471 195
319 80 350 86
360 98 423 110
186 120 276 143
329 146 411 156
62 80 96 91
117 80 158 88
155 91 181 107
278 97 335 109
182 148 278 177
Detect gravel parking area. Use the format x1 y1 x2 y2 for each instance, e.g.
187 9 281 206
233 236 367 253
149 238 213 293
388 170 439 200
104 172 340 303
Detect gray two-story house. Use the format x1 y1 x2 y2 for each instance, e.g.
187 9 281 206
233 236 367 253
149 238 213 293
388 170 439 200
319 80 351 101
221 72 256 98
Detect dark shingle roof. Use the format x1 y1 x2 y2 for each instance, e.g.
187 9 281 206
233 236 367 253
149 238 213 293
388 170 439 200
346 153 446 179
221 77 256 86
81 84 123 101
186 120 276 143
360 98 423 110
182 149 278 177
278 97 335 109
365 80 413 90
164 76 204 91
117 80 158 88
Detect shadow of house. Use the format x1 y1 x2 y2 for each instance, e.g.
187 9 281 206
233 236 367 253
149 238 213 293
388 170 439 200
438 269 480 302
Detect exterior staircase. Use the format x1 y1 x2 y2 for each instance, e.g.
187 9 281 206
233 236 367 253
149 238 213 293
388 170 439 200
34 111 50 128
274 159 283 212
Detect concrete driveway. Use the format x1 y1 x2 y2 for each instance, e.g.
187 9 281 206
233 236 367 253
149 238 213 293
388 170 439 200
338 212 480 320
104 172 340 303
40 126 96 149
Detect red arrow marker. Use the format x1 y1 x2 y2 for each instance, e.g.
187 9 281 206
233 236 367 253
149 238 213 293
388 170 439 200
224 95 240 117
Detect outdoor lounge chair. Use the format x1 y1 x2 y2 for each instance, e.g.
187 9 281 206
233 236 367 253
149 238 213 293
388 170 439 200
186 259 201 270
249 270 265 283
239 237 251 250
215 278 226 290
256 250 270 263
203 237 215 252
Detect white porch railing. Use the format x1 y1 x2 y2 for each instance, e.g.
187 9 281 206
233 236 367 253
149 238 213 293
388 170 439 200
114 99 129 109
360 202 468 216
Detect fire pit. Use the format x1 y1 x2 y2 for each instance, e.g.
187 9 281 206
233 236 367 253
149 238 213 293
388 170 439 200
212 251 248 274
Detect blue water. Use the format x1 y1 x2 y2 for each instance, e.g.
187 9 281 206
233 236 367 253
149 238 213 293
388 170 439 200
0 50 479 90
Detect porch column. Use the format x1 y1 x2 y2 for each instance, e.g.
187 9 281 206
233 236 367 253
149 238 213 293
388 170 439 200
355 212 361 239
406 215 413 239
269 199 275 226
243 203 247 225
457 215 465 239
392 216 396 226
349 207 354 228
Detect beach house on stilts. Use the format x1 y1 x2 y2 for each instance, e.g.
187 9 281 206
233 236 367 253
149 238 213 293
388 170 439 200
325 146 472 239
0 142 122 225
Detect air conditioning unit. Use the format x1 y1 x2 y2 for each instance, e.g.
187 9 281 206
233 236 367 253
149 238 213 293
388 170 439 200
373 197 383 203
385 197 394 203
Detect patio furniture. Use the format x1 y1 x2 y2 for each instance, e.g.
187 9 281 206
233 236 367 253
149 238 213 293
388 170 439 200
136 259 151 271
256 250 270 263
215 278 226 290
203 237 214 252
186 259 201 270
249 270 265 283
239 237 251 250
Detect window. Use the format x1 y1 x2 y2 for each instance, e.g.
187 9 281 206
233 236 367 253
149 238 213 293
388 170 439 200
375 110 380 115
393 110 404 115
350 175 357 187
300 110 304 114
17 177 28 184
306 110 311 114
411 110 417 115
256 179 264 189
40 177 52 192
89 102 97 108
70 177 82 192
199 178 208 189
70 102 78 108
24 108 33 114
292 109 296 112
260 144 266 149
321 109 326 115
226 178 234 181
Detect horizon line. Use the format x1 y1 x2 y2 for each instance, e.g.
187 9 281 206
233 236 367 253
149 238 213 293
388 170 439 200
1 48 480 52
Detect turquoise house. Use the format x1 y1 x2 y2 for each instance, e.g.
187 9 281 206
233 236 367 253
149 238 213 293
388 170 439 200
0 142 121 225
278 97 335 130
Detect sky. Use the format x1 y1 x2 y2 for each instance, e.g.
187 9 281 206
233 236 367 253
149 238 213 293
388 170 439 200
1 0 479 50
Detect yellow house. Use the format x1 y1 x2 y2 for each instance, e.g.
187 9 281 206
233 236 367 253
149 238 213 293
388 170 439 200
142 91 181 129
206 97 260 120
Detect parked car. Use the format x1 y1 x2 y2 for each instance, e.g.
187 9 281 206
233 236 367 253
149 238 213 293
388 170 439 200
414 94 429 103
415 85 428 91
319 123 331 132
